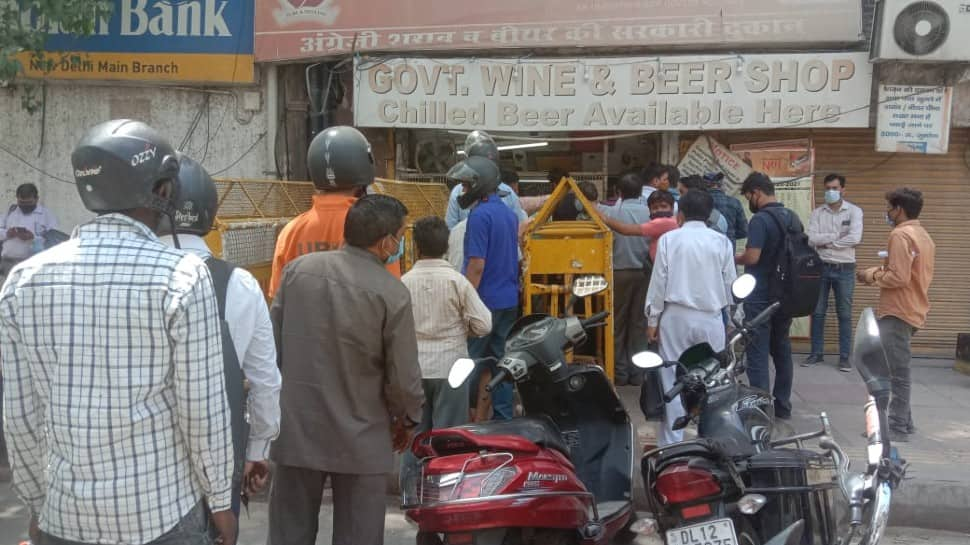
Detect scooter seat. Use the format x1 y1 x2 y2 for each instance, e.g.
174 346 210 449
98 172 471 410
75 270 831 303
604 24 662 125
456 416 570 456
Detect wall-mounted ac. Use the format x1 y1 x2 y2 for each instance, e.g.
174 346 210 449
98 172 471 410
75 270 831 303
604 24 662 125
871 0 970 62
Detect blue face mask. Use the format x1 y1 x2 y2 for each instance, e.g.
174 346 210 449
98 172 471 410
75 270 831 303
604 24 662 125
824 189 842 205
385 235 404 264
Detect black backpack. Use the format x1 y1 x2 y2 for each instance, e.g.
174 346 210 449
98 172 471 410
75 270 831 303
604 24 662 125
761 207 822 318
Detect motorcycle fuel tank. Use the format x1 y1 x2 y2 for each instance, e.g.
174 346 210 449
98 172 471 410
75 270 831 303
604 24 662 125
697 381 774 456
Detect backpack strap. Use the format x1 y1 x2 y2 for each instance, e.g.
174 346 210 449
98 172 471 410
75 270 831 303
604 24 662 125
204 256 235 321
760 206 792 252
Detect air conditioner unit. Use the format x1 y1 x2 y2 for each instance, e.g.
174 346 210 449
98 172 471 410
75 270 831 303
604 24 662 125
871 0 970 62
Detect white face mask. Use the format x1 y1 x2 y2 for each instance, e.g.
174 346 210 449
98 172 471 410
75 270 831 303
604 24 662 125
824 189 842 205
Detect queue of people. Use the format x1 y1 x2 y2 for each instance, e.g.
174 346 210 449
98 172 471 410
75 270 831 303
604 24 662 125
0 120 937 545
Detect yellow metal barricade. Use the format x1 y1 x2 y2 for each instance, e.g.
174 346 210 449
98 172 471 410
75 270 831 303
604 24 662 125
522 178 615 380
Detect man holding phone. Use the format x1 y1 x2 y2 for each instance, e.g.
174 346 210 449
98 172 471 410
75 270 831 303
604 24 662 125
0 184 58 278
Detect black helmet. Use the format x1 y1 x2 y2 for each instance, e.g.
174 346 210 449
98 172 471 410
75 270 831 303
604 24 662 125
449 156 500 209
307 126 375 190
71 119 180 214
164 153 218 236
464 130 499 161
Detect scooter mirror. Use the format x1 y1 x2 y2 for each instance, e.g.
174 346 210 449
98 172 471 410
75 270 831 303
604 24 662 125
632 351 664 369
448 358 476 389
572 275 608 298
732 274 757 300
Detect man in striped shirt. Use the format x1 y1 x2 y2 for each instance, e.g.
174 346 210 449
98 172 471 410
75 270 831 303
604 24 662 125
0 120 235 545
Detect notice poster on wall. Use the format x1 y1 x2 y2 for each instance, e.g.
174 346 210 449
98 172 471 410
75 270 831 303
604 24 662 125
731 140 815 338
876 85 952 154
678 135 752 195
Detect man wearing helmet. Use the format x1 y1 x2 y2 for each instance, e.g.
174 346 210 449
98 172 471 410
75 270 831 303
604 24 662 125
0 120 236 545
444 130 526 229
268 194 423 545
268 126 399 298
450 156 521 421
160 154 282 521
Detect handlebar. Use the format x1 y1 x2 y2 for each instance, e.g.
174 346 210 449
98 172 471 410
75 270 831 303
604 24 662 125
663 382 685 403
747 301 782 329
581 311 610 328
485 368 509 392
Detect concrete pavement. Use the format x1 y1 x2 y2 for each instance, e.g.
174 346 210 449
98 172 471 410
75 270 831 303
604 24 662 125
624 355 970 533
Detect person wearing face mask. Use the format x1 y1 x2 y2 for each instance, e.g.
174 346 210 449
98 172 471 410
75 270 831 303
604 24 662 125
451 156 520 421
267 126 399 299
598 189 679 263
804 174 864 372
736 172 804 420
856 188 935 443
643 190 737 446
268 194 424 545
0 183 58 278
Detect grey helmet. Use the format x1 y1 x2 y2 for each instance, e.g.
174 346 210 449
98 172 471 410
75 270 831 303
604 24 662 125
449 156 501 209
307 126 376 190
464 130 499 161
166 153 218 236
71 119 180 214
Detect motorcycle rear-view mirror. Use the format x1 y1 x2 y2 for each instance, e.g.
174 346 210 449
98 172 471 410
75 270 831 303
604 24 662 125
632 351 664 369
851 308 892 398
732 274 757 300
448 358 476 389
572 275 608 298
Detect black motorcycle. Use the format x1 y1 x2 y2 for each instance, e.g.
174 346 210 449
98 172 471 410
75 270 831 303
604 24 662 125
630 275 906 545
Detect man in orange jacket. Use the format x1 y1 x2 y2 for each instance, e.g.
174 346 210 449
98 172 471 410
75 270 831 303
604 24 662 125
268 126 399 298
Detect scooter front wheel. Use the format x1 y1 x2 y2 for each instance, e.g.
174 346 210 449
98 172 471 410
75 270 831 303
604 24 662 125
416 531 443 545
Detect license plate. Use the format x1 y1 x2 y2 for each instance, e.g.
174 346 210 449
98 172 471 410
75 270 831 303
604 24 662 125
666 518 737 545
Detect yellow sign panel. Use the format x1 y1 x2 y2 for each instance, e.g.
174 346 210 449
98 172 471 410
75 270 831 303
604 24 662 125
16 52 254 84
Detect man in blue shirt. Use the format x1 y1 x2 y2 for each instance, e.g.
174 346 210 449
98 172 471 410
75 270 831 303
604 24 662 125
735 172 803 420
448 156 520 421
445 131 526 228
604 173 652 386
706 172 748 243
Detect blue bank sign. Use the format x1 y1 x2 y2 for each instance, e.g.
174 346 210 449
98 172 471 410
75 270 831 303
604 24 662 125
20 0 254 83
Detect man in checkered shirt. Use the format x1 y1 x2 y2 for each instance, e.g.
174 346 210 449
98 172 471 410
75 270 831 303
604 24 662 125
0 120 236 545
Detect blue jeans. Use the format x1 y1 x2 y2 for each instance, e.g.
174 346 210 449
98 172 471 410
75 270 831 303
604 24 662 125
810 263 856 360
744 299 795 417
468 307 518 420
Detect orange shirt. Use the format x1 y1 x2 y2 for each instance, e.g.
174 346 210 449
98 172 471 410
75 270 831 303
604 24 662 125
862 220 935 329
268 193 400 298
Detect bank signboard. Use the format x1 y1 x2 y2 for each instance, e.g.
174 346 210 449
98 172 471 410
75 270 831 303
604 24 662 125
354 53 873 131
17 0 254 84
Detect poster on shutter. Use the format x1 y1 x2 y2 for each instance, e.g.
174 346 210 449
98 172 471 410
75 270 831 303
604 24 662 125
876 85 952 154
678 136 752 195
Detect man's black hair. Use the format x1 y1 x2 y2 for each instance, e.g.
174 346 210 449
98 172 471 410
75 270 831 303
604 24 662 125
886 187 924 219
618 172 644 200
16 183 38 199
662 164 681 187
344 194 409 248
680 189 714 222
824 173 846 188
740 172 775 196
501 170 520 185
412 216 449 258
641 163 664 186
578 181 599 202
548 167 569 184
679 174 708 193
647 189 675 209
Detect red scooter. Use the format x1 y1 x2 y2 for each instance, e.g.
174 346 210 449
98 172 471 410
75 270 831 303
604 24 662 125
402 276 636 545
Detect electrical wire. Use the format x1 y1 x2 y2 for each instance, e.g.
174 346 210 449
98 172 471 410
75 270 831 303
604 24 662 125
210 132 267 176
0 143 73 184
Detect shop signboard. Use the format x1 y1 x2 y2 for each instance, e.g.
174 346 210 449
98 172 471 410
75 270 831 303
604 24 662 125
17 0 254 84
353 52 873 132
257 0 863 62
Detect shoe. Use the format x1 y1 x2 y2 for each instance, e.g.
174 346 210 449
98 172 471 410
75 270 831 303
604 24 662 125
801 354 823 367
628 373 644 387
839 359 852 372
614 377 630 387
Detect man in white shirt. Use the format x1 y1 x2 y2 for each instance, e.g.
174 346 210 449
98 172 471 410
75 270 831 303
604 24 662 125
401 216 492 483
160 154 282 517
0 183 58 276
645 190 737 446
804 173 864 371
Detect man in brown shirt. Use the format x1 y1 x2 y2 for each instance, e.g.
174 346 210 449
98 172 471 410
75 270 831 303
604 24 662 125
858 187 935 442
268 194 424 545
